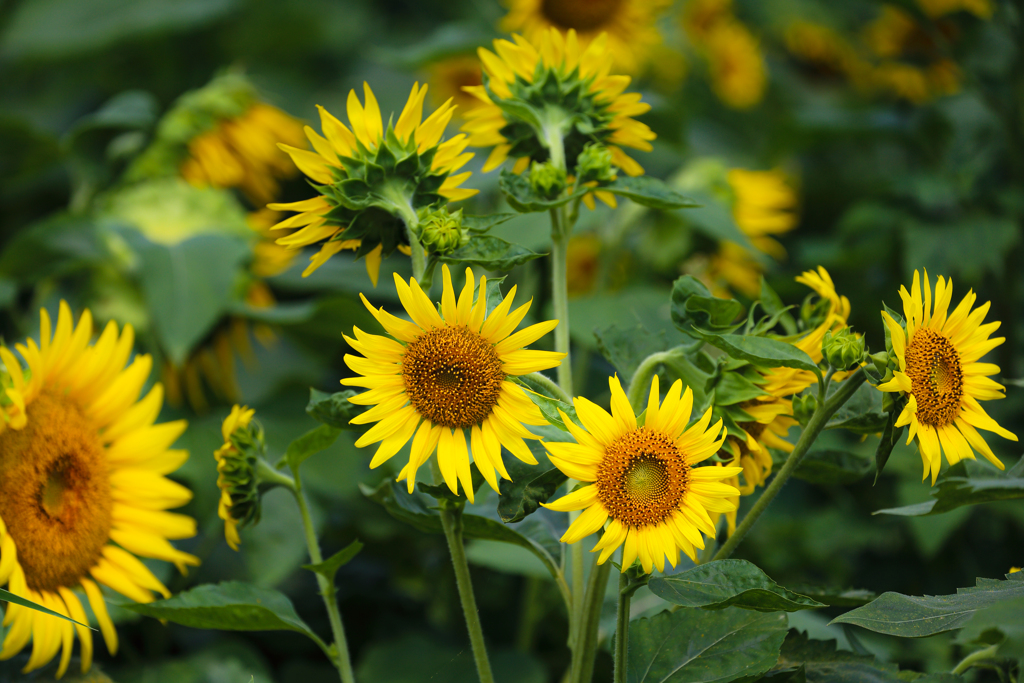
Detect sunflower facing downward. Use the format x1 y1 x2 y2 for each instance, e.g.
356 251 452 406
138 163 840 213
878 270 1017 484
0 303 198 676
543 376 741 574
269 82 477 284
343 265 565 501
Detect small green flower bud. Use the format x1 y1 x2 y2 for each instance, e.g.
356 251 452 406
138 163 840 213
575 143 617 184
529 160 567 199
822 327 866 371
792 393 816 426
418 207 467 255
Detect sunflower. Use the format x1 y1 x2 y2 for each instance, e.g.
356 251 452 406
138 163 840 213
342 265 565 502
542 375 740 573
0 303 197 676
915 0 992 18
269 82 476 284
426 55 485 115
462 28 656 196
500 0 671 74
878 270 1016 484
214 405 258 551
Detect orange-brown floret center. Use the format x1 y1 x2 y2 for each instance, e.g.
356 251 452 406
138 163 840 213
542 0 624 32
596 427 690 528
0 391 112 592
402 325 505 429
905 327 964 427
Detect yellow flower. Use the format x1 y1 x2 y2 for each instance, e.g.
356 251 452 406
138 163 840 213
426 55 486 116
566 233 602 297
181 102 307 207
248 208 298 279
214 405 257 551
0 303 197 676
878 270 1017 484
916 0 993 18
500 0 671 74
270 82 477 283
462 28 655 198
543 375 740 573
704 20 767 109
682 0 734 43
343 265 565 502
1011 567 1022 573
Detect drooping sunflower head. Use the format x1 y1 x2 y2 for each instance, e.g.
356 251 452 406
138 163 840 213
543 375 741 574
462 28 655 185
270 82 477 283
0 303 198 676
878 270 1016 484
342 265 565 502
215 405 264 551
501 0 672 74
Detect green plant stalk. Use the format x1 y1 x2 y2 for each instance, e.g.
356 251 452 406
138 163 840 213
626 351 675 408
527 370 572 404
613 571 631 683
516 576 544 653
430 461 496 683
291 473 356 683
951 643 1001 675
571 558 614 683
551 211 574 396
712 367 868 561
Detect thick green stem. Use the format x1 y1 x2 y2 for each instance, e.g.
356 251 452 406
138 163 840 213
571 558 613 683
516 577 544 652
951 643 1001 675
527 371 572 404
613 571 631 683
712 368 868 562
551 214 574 397
626 351 674 408
293 475 356 683
430 461 495 683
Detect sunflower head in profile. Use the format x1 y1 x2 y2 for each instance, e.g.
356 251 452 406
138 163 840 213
500 0 671 74
215 405 266 551
542 375 740 574
269 82 477 284
462 28 655 209
0 303 198 676
878 270 1016 484
342 265 565 502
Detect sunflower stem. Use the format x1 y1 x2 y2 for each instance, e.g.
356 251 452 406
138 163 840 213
527 371 572 404
712 367 868 561
626 351 675 409
613 570 631 683
430 460 496 683
571 555 613 683
292 473 356 683
551 211 574 396
951 643 1001 675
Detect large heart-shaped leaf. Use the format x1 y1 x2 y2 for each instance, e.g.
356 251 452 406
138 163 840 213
648 560 825 613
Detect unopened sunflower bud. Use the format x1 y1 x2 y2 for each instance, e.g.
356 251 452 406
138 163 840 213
419 207 467 255
529 160 567 199
215 405 267 550
792 393 816 426
822 327 865 371
575 143 617 184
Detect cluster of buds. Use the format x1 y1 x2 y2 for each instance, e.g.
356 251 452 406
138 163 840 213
418 207 468 255
822 327 866 371
529 160 568 199
575 143 618 184
791 393 816 426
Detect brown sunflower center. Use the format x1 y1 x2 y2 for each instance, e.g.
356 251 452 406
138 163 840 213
596 427 690 528
0 391 112 592
541 0 624 32
905 328 963 427
402 325 505 429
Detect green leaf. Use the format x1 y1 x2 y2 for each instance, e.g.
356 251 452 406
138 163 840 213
463 213 517 233
760 278 797 335
957 595 1024 669
303 539 363 581
511 374 580 433
498 170 589 212
602 176 699 210
0 214 108 284
874 458 1024 516
681 190 763 257
498 441 567 523
418 462 488 503
279 424 341 472
648 560 825 613
228 301 317 325
794 450 873 486
305 388 362 429
671 276 745 336
830 572 1024 637
594 324 673 384
438 235 545 271
825 383 887 434
777 631 903 683
628 606 788 683
121 581 322 643
0 588 93 630
695 331 820 375
784 586 878 608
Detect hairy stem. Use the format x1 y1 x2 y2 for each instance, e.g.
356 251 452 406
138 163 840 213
712 368 868 561
571 558 614 683
613 571 631 683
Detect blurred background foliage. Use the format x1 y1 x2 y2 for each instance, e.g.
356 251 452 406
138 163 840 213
0 0 1022 680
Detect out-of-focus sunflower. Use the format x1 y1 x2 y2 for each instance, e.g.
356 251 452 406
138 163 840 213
878 270 1016 484
915 0 992 18
270 82 476 283
0 303 197 676
542 375 739 573
426 55 485 115
343 265 564 501
566 233 602 297
501 0 672 74
703 20 767 109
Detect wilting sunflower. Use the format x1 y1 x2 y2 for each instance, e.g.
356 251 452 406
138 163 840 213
878 270 1016 484
500 0 671 74
462 28 655 186
269 82 476 284
343 265 564 501
0 303 197 675
543 375 739 573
